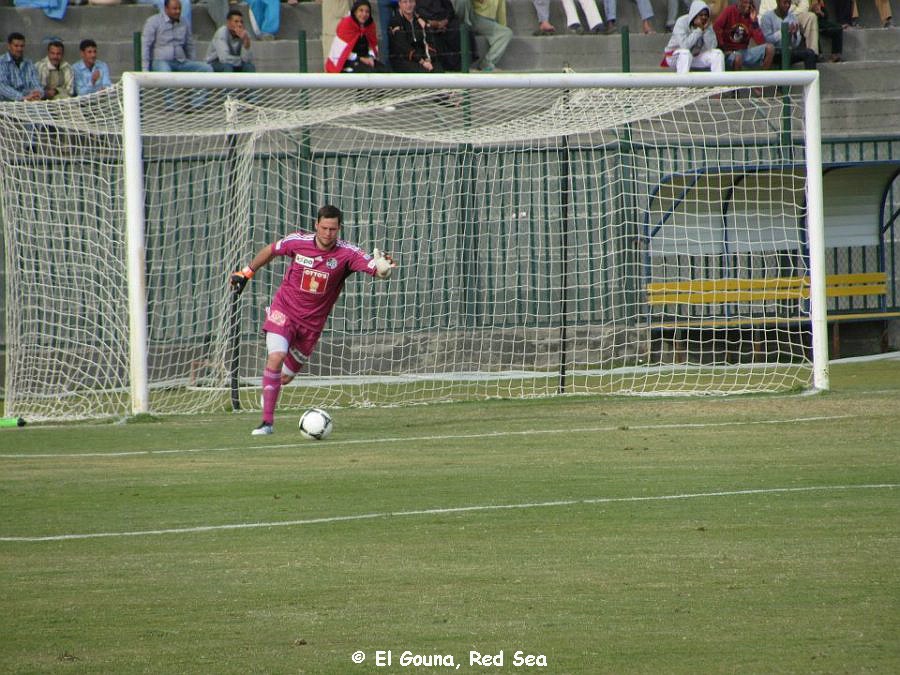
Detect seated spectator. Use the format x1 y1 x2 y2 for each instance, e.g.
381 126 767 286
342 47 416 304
142 0 212 108
73 39 113 96
326 0 390 72
0 32 43 102
207 9 257 72
453 0 513 71
531 0 558 35
810 0 843 62
417 0 464 70
561 0 606 33
714 0 774 69
142 0 212 74
759 0 817 58
662 1 725 73
36 39 74 100
137 0 193 33
389 0 443 71
761 0 817 68
246 0 281 40
603 0 657 34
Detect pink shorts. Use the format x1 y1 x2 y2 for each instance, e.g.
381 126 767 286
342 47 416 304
262 304 322 374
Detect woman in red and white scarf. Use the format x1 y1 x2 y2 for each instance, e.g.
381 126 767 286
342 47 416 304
326 0 389 73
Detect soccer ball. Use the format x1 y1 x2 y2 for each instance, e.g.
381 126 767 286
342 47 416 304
298 408 333 440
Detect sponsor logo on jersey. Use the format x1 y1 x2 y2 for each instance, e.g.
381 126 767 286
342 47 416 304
326 257 338 269
294 254 315 267
268 308 287 326
300 268 329 294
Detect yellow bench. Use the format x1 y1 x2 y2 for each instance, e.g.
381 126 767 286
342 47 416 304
647 272 897 356
647 272 888 309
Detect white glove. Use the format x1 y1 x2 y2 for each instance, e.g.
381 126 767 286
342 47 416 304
372 248 394 278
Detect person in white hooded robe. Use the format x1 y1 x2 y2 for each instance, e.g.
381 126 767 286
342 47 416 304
661 0 725 73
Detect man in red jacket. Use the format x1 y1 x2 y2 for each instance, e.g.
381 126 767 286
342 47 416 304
714 0 774 69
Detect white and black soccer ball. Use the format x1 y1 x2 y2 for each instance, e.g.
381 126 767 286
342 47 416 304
298 408 333 440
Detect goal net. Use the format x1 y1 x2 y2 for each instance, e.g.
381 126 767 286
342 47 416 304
0 72 826 422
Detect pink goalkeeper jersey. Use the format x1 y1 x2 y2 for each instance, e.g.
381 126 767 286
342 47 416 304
269 232 377 332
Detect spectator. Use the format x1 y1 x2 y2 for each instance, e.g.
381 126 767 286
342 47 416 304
389 0 443 71
531 0 558 34
662 1 725 73
137 0 194 32
761 0 817 68
810 0 843 62
0 32 43 102
561 0 606 33
142 0 212 73
416 0 464 70
13 0 67 21
326 0 390 72
73 39 113 96
36 39 74 100
846 0 894 27
207 9 257 72
855 0 894 27
375 0 398 55
604 0 657 34
246 0 281 40
453 0 513 72
714 0 775 69
759 0 817 59
142 0 212 109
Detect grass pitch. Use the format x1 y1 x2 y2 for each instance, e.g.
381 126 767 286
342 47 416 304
1 358 899 673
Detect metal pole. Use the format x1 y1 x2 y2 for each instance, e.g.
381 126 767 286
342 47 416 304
122 74 150 414
803 75 829 391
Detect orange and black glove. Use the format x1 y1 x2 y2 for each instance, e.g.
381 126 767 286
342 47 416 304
230 265 254 295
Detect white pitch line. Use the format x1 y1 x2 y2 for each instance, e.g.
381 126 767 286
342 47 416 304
0 414 856 459
1 483 895 543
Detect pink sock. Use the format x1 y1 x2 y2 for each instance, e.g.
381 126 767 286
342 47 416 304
261 367 282 425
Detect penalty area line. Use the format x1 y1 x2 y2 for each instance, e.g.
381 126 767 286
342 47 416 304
0 414 856 459
1 483 896 543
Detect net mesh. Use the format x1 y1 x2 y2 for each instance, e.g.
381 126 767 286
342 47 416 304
0 78 815 421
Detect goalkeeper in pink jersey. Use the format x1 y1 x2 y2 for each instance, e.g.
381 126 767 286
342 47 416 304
230 204 396 435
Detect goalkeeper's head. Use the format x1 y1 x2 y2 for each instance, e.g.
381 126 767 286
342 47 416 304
314 204 343 251
317 204 343 225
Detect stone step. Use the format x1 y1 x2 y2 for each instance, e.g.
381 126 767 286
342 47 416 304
818 60 900 100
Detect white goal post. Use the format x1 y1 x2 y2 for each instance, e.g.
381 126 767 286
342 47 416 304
0 71 827 422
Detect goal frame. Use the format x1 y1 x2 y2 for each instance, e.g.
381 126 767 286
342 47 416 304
120 70 828 415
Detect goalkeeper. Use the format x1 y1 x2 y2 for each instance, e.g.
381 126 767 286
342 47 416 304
230 204 396 436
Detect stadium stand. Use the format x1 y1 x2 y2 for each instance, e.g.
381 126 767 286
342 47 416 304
0 0 897 132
